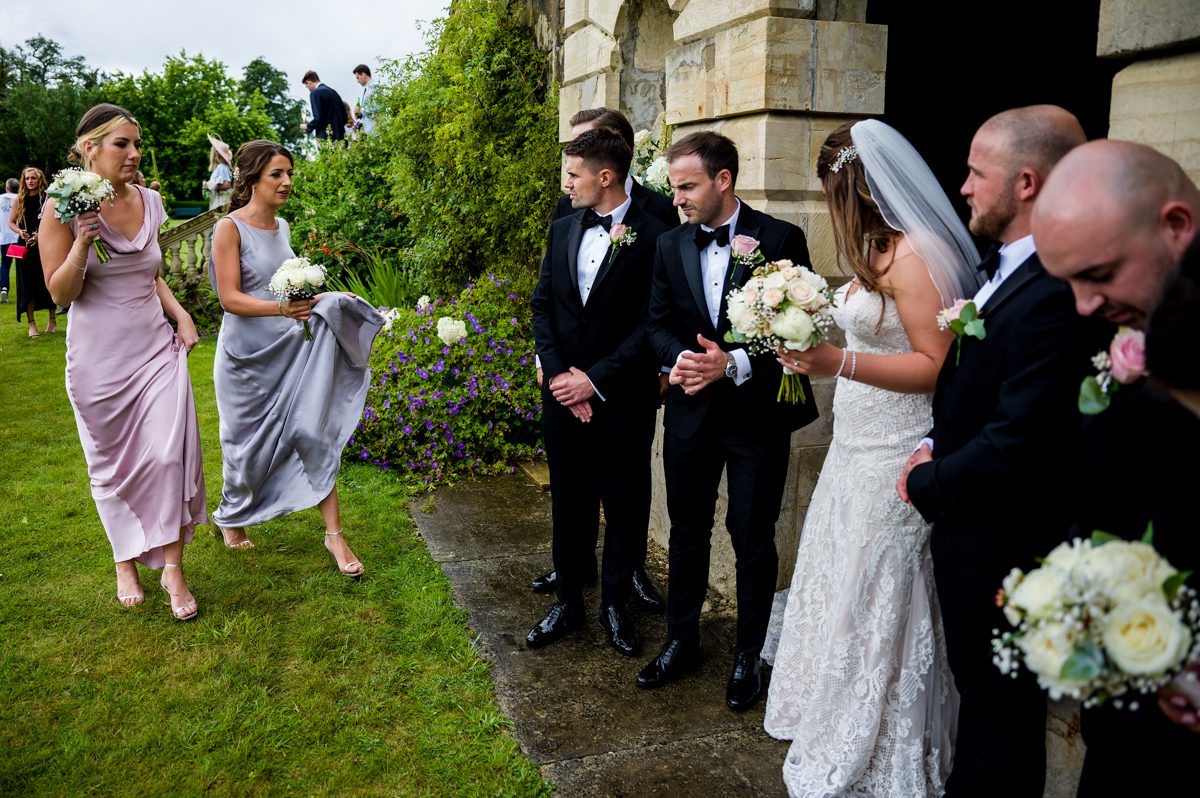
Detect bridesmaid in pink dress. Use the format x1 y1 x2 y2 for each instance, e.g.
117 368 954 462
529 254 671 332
40 103 208 621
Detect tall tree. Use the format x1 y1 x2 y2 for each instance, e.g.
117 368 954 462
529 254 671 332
240 57 305 149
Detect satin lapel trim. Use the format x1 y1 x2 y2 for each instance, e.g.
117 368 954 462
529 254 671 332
591 206 640 295
566 214 584 292
719 215 762 330
680 227 710 331
979 254 1040 318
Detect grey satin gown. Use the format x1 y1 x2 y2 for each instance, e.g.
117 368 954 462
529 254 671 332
210 215 383 528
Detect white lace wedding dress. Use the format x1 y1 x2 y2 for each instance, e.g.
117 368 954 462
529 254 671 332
763 284 958 798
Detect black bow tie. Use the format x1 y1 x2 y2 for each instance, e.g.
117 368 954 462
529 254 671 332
580 209 612 231
977 246 1001 280
694 224 731 250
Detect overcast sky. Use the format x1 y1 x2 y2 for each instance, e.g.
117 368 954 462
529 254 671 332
2 0 445 107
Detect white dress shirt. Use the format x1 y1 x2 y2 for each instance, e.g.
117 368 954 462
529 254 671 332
973 234 1035 310
678 202 751 385
576 194 631 305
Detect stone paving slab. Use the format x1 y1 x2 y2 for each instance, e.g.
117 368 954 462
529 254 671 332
412 475 788 794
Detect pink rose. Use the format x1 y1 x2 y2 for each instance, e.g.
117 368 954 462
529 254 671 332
1109 328 1146 384
731 235 760 258
609 223 628 243
942 298 970 323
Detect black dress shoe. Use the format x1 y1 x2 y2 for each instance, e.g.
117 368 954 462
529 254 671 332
725 651 764 711
530 569 596 594
630 567 665 612
598 604 640 657
636 637 703 689
524 602 583 649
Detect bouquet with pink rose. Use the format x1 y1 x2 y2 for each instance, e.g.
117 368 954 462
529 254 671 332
607 223 637 265
936 298 985 365
723 259 837 403
1079 327 1147 414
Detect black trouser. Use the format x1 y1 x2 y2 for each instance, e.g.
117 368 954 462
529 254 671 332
661 419 789 653
542 393 655 607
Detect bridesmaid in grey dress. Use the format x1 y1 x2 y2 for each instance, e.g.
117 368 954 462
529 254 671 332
209 140 383 576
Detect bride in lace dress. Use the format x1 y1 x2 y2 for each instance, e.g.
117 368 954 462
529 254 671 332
762 120 982 797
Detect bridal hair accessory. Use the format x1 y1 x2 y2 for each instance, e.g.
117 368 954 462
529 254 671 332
829 145 859 173
232 167 241 182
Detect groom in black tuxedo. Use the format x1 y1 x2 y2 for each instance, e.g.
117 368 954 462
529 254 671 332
639 132 818 711
527 128 670 655
1032 141 1200 797
899 106 1106 797
529 107 677 608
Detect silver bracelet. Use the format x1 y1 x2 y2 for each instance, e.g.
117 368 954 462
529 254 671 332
847 350 858 381
834 348 849 378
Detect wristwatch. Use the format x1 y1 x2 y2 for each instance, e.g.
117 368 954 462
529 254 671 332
723 351 737 380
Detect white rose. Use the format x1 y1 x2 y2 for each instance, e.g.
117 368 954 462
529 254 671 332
1102 598 1193 676
801 268 828 291
779 266 799 280
1001 568 1025 626
786 279 817 307
762 272 787 291
646 157 670 186
302 266 325 287
437 316 467 345
1079 541 1176 597
1018 622 1088 699
762 288 784 307
1044 539 1088 572
1008 566 1068 621
633 129 652 149
774 259 794 270
770 305 816 348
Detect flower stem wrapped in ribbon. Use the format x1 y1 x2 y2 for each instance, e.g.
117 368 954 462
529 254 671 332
993 525 1200 708
936 299 986 366
46 167 116 264
268 257 327 340
723 259 838 404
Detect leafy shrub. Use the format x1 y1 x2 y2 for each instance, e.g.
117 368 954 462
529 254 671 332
163 271 223 337
325 244 421 309
350 270 542 485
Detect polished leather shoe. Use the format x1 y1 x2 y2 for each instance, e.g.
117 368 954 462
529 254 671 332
630 567 665 612
636 637 703 689
725 651 764 711
524 602 583 649
530 569 596 594
598 604 640 657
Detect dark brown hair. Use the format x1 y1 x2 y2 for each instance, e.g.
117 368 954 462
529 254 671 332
563 128 632 182
816 121 896 298
69 103 139 169
568 107 634 150
666 131 739 188
302 70 320 84
229 141 294 212
353 64 371 77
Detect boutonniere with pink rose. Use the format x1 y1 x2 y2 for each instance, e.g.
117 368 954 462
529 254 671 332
1079 327 1146 414
607 223 637 265
936 299 986 365
730 234 765 273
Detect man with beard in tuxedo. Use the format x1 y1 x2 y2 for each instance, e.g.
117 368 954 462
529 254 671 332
1031 140 1200 796
639 131 818 711
530 106 676 611
897 105 1105 797
526 128 670 655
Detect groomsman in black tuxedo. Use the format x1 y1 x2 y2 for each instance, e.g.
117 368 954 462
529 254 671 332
530 106 676 610
527 128 670 655
300 70 346 142
551 108 681 230
1032 140 1200 797
898 106 1105 798
639 132 818 711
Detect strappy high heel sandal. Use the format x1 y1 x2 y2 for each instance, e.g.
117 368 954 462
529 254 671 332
218 526 255 550
160 563 199 621
323 530 364 579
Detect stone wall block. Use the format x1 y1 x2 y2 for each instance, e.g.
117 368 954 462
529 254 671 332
665 39 716 124
1097 0 1200 57
674 0 817 44
813 21 887 113
563 25 622 84
1108 52 1200 181
559 73 622 140
564 0 627 35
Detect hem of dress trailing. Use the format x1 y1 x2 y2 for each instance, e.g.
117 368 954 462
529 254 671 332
211 478 331 530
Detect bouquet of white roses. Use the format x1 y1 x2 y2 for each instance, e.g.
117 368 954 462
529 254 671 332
642 156 672 197
46 167 116 263
268 257 326 340
723 259 837 404
629 127 674 197
993 528 1199 708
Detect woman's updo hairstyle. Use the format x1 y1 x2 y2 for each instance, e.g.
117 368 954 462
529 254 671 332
70 104 140 169
229 140 293 212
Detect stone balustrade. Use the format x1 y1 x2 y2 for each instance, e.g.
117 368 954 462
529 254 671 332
159 206 225 279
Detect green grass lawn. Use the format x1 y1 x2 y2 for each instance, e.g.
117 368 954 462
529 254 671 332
0 313 549 797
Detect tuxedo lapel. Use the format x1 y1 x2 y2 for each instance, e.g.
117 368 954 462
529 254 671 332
720 208 763 328
980 253 1042 318
566 213 584 293
590 205 642 295
679 226 710 330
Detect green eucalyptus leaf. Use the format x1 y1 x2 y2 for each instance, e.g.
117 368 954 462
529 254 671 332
1090 530 1121 546
964 319 986 340
1164 571 1193 602
1142 522 1154 545
1079 377 1111 415
1060 639 1105 682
